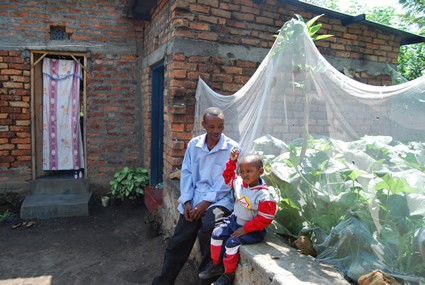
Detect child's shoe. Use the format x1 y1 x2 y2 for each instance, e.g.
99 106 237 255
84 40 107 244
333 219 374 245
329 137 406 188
198 262 225 279
211 273 235 285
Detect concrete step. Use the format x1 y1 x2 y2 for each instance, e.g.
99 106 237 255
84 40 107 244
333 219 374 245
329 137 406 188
30 177 89 195
20 193 92 219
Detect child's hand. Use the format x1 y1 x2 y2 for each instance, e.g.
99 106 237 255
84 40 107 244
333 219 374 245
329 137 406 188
231 227 247 237
230 148 239 161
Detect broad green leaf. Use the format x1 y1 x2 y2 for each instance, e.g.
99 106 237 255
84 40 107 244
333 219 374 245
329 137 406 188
313 34 334 41
309 24 322 37
108 166 149 200
306 14 324 30
374 173 419 194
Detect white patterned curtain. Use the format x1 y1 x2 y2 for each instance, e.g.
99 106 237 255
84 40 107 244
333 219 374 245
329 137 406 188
42 58 84 170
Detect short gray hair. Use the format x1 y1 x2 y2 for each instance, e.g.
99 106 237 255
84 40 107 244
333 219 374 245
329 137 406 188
203 107 224 121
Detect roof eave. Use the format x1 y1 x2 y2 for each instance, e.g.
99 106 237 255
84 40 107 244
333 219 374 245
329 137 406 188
279 0 425 45
124 0 156 21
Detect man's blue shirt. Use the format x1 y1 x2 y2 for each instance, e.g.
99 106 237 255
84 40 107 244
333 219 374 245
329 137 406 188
177 133 240 214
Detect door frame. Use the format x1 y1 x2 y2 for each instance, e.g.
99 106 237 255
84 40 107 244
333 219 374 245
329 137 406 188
30 50 88 179
150 62 164 186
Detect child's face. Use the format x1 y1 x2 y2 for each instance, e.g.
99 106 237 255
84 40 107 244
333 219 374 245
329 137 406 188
239 161 264 188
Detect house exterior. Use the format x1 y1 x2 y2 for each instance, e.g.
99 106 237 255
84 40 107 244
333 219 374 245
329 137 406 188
1 0 423 212
1 0 144 196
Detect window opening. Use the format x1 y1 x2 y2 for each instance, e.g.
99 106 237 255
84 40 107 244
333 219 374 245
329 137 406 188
50 26 71 40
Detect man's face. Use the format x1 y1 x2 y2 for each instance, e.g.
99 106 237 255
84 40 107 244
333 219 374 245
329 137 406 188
202 113 224 141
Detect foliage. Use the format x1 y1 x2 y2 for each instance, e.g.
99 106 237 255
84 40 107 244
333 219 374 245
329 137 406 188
0 209 12 223
255 135 425 281
296 14 334 41
398 0 425 32
398 43 425 80
367 6 397 25
109 167 149 200
274 14 333 42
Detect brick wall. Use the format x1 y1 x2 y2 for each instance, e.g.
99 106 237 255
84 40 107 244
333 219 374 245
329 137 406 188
0 51 32 183
316 18 400 85
0 0 144 192
140 0 400 180
86 52 141 185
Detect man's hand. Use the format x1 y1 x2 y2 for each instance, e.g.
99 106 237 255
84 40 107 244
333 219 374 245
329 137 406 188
189 201 212 221
184 201 193 222
231 227 247 238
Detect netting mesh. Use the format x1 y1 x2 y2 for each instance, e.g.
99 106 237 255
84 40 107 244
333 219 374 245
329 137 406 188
194 18 425 284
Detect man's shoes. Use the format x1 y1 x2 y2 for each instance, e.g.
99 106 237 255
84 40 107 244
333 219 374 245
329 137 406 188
198 262 225 279
211 273 235 285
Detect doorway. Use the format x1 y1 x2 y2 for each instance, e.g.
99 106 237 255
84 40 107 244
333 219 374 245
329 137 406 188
150 63 164 186
31 51 87 179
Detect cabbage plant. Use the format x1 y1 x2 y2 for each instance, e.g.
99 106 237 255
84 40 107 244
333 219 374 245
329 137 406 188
254 135 425 283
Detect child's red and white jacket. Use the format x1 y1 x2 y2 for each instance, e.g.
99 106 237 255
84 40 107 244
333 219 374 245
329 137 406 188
223 159 277 233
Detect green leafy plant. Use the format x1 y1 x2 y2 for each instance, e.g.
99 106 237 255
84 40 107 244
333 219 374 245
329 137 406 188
295 14 334 41
273 16 333 164
109 167 149 200
256 135 425 282
273 14 333 41
0 209 12 223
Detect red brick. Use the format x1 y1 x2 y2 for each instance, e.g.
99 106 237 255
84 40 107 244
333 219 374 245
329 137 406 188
9 126 30 132
9 101 29 108
1 69 22 75
232 12 255 22
198 32 218 41
0 144 14 150
189 22 209 31
15 120 30 126
170 123 184 132
172 29 196 38
190 4 210 14
15 155 31 161
223 83 242 92
11 149 31 156
11 138 30 144
169 70 187 79
222 66 243 75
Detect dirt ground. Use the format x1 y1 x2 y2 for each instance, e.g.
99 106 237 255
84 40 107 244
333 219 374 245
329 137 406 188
0 195 198 285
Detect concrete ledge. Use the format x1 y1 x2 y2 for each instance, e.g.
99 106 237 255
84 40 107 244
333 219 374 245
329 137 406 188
235 233 350 285
161 179 350 285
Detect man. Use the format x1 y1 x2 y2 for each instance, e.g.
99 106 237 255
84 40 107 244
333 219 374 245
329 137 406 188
152 107 240 285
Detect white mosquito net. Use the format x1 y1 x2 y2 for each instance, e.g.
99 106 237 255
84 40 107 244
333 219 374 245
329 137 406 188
193 18 425 284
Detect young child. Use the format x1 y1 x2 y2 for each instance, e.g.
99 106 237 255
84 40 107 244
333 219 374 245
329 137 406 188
198 149 277 285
